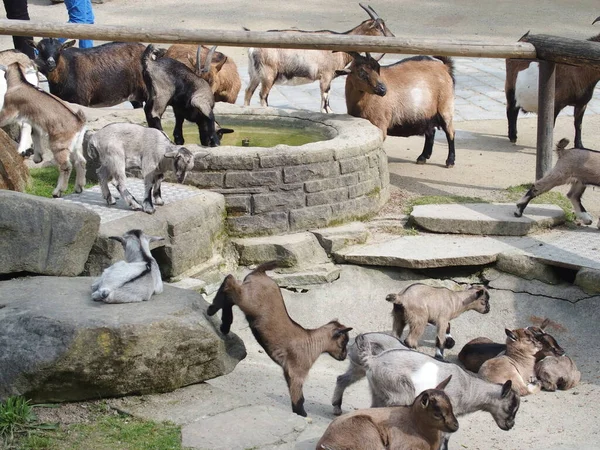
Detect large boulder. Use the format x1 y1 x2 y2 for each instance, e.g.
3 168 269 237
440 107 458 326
0 191 100 276
0 129 29 192
0 276 246 403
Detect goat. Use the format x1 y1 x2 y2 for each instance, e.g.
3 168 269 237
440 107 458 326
0 49 38 157
142 44 220 147
332 332 408 416
535 355 581 391
458 319 565 373
318 376 458 450
336 52 456 167
206 261 353 417
164 44 241 104
0 62 87 197
28 39 147 108
514 138 600 227
244 3 395 113
479 328 543 396
87 122 195 214
385 283 490 360
91 229 163 303
355 335 519 450
505 26 600 149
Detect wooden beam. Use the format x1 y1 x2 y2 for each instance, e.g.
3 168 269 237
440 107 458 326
0 19 537 58
520 33 600 68
536 61 556 180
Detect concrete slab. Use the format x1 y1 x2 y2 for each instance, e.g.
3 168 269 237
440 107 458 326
410 203 565 236
310 222 370 254
270 263 341 287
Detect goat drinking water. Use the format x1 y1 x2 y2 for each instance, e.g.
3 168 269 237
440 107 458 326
206 261 352 417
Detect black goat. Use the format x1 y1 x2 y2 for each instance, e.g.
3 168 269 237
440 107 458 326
141 45 220 147
28 39 147 108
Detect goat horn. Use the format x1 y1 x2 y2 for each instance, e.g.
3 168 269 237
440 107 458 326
594 16 600 25
195 46 202 73
359 3 378 20
367 5 382 20
204 45 217 73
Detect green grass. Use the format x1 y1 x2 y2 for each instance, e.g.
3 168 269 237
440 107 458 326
25 167 95 198
505 184 576 222
404 195 488 215
12 402 182 450
0 397 38 446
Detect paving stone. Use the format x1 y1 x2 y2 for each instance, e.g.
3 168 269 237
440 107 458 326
270 263 341 286
310 222 370 254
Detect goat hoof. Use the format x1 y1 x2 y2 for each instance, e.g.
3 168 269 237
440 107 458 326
154 197 165 206
416 158 427 165
143 206 156 214
509 137 517 144
434 353 445 361
445 162 455 168
444 337 456 349
333 406 342 416
74 185 83 194
33 155 43 164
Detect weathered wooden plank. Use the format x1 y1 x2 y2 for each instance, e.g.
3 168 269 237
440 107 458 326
0 19 537 58
536 61 556 180
520 33 600 68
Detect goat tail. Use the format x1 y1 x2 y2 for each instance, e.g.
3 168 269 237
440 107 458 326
249 260 280 275
434 55 455 86
556 137 571 156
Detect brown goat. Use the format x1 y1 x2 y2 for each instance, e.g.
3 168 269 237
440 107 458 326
0 63 87 197
505 25 600 149
386 283 490 360
458 319 565 373
479 328 543 396
244 3 394 113
317 376 458 450
514 138 600 227
207 261 352 417
536 355 581 391
164 44 241 104
337 52 456 167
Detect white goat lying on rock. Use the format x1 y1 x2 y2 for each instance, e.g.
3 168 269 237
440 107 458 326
91 229 163 304
88 123 195 214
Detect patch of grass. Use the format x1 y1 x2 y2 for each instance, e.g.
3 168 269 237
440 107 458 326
0 396 37 446
25 167 95 198
14 405 182 450
504 184 576 222
404 195 487 215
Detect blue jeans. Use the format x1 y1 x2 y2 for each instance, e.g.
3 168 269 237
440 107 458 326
64 0 94 48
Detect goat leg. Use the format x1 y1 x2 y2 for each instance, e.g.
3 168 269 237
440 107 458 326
441 120 456 168
52 148 72 198
332 362 366 416
153 174 164 206
416 129 435 165
142 174 156 214
404 319 426 350
17 121 34 157
114 177 142 211
573 104 587 149
284 368 308 417
567 181 593 225
444 323 455 349
515 171 567 217
434 320 450 360
172 110 185 145
506 87 519 143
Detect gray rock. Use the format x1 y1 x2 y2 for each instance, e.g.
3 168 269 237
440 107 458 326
574 268 600 294
0 276 246 402
410 203 565 236
496 251 562 284
0 191 100 276
270 263 341 286
311 222 370 254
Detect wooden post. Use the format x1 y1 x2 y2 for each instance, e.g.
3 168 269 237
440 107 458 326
536 60 556 180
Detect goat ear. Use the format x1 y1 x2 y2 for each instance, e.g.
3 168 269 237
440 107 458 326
540 318 550 331
505 329 518 342
164 150 177 158
501 380 513 398
420 393 430 408
334 327 353 338
61 40 77 51
435 375 452 391
335 68 351 77
26 39 38 50
109 235 125 245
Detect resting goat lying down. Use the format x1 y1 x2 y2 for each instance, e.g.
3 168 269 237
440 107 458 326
91 229 163 304
207 261 352 417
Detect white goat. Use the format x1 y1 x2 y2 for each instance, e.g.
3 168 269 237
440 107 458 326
87 123 195 214
91 229 163 304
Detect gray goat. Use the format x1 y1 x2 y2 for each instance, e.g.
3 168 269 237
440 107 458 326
88 123 194 214
91 229 164 304
244 3 394 113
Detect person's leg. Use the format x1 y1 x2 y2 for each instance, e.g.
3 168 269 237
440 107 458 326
3 0 35 58
63 0 94 48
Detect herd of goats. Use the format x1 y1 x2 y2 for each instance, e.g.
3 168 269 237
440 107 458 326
0 4 597 448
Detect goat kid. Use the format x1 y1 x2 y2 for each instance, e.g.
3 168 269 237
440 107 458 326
244 3 394 113
479 328 543 396
142 44 220 147
318 376 458 450
91 229 163 303
0 63 87 197
505 25 600 148
458 319 565 373
164 44 241 104
386 283 490 360
536 354 581 391
337 52 456 167
88 123 195 214
206 261 352 417
0 49 38 157
514 138 600 227
29 39 147 108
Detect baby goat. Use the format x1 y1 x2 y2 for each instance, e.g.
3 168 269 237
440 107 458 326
386 283 490 360
88 123 195 214
337 52 456 167
244 3 395 113
29 39 147 108
318 376 458 450
0 62 87 197
479 328 543 396
458 319 565 373
505 26 600 148
514 138 600 227
0 49 38 157
207 261 353 417
142 45 220 147
164 44 241 104
536 355 581 391
91 229 163 304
